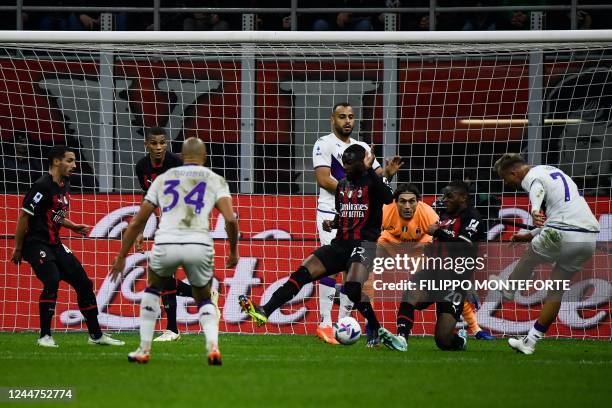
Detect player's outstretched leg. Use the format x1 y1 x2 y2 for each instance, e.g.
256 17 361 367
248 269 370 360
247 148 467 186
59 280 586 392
378 327 407 352
343 281 383 347
128 287 160 364
380 301 416 351
238 295 268 326
239 265 314 326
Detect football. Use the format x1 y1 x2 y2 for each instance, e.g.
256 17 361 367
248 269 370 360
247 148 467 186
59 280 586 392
333 317 362 345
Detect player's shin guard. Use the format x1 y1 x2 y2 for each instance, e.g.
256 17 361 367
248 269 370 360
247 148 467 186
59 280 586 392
76 281 103 339
318 276 336 327
345 281 380 331
338 286 354 320
39 281 59 337
198 300 219 353
39 297 56 338
262 266 312 317
80 306 103 339
397 302 415 339
139 288 161 351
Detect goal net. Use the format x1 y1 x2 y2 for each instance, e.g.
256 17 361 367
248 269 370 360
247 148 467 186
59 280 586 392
0 31 610 339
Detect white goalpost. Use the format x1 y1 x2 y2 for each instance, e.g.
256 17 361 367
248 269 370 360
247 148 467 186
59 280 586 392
0 30 610 339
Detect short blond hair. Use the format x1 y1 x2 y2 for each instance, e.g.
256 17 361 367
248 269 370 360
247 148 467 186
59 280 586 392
494 153 525 177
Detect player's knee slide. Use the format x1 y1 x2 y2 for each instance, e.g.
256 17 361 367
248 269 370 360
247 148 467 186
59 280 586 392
434 334 455 351
288 266 312 291
343 281 362 304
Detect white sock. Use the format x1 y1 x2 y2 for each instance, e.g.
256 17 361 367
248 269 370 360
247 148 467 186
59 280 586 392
318 283 335 327
199 303 219 353
526 325 545 345
139 290 160 351
338 292 354 319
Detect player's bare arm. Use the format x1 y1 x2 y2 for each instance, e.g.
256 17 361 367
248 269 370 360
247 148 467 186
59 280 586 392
383 156 404 180
11 210 30 264
134 195 147 252
314 166 338 194
365 146 375 169
61 218 91 236
322 217 338 232
510 230 534 243
111 200 156 281
427 222 440 236
531 211 547 227
216 196 239 268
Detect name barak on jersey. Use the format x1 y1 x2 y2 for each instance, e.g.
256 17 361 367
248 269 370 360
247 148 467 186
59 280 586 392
340 203 368 218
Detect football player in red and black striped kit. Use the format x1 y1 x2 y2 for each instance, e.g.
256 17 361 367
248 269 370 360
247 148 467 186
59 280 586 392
379 180 487 352
239 144 394 346
135 127 196 342
11 145 124 347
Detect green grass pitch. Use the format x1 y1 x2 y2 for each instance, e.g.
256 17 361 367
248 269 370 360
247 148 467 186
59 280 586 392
1 332 610 407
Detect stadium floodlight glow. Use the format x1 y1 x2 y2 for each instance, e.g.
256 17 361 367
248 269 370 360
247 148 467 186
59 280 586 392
459 119 584 126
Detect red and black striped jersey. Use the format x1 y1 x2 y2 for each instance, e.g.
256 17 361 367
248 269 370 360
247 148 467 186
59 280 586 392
432 206 486 259
21 173 70 246
334 168 393 243
135 151 183 192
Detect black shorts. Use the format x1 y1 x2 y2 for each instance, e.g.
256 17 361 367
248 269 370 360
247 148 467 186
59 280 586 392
435 297 465 321
22 241 89 286
410 268 469 321
312 240 375 276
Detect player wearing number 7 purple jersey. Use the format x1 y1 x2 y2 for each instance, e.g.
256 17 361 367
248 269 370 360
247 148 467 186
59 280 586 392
111 138 239 365
494 154 600 354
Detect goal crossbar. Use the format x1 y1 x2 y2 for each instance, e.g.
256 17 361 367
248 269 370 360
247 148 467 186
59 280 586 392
1 29 611 44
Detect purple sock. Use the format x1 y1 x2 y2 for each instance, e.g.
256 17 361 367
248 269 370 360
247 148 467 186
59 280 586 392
319 276 336 288
534 321 549 334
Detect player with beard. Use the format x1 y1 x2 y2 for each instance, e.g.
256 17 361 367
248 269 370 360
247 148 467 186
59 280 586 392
11 145 124 347
312 102 402 344
240 144 394 346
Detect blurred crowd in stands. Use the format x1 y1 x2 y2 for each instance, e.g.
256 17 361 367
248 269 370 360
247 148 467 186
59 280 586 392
1 1 611 31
